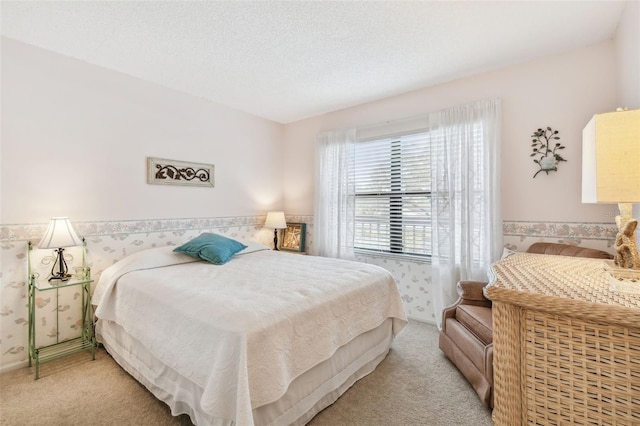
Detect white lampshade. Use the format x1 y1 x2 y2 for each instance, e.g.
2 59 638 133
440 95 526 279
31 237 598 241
38 217 83 249
264 211 287 229
582 109 640 204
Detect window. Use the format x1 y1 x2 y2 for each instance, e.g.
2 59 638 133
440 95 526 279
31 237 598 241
353 132 430 257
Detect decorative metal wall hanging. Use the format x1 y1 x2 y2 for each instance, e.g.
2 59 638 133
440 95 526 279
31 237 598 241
147 157 215 187
530 126 566 178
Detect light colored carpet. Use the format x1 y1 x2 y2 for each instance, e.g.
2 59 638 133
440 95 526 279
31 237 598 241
0 321 492 425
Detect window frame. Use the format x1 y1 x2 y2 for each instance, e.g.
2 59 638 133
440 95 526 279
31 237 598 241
352 134 431 259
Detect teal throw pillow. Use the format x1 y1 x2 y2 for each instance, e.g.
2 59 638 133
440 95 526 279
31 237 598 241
173 233 247 265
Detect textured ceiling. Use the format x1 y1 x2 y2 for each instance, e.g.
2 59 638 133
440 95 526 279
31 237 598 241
0 1 628 123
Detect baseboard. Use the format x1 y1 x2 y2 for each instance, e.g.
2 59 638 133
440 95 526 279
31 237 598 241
406 314 436 326
0 359 28 374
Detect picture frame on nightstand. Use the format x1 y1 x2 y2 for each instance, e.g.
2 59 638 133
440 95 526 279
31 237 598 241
280 223 306 252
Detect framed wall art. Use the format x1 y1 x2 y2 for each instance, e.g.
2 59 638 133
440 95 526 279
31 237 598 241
280 222 306 252
147 157 215 187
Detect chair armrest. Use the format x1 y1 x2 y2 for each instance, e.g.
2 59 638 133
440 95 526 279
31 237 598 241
443 280 491 311
457 280 491 306
441 280 491 330
442 304 458 322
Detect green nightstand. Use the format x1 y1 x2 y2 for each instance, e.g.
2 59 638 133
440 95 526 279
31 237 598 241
28 240 96 379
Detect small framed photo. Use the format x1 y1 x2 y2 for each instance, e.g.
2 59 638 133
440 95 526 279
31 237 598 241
280 223 306 252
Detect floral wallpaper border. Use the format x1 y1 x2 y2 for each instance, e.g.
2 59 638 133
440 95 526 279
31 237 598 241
502 220 616 252
1 216 272 242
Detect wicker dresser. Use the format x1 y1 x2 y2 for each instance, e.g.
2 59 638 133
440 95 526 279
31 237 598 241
485 253 640 425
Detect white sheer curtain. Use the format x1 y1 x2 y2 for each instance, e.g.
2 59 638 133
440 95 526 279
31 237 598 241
314 129 357 259
430 98 503 329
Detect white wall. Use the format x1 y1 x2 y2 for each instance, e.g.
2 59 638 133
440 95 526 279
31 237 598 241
0 37 288 371
283 41 621 324
283 41 618 224
614 0 640 244
616 0 640 110
1 38 285 225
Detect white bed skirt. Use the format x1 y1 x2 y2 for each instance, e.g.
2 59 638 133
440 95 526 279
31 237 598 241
97 318 394 426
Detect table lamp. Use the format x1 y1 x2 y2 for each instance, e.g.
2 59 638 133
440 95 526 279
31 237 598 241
38 217 83 281
265 211 287 251
582 108 640 270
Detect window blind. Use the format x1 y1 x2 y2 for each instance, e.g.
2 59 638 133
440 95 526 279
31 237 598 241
353 132 431 257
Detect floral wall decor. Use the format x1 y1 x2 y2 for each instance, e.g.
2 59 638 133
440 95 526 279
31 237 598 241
147 157 215 187
530 127 566 178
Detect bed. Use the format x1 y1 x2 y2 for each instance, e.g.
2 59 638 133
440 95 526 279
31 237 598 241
92 239 407 426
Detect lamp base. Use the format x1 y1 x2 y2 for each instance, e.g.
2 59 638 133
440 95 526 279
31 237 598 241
605 260 640 294
48 247 72 282
614 203 640 270
48 273 72 282
273 229 280 251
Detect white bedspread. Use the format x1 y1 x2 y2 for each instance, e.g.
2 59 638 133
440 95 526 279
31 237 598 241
93 246 407 426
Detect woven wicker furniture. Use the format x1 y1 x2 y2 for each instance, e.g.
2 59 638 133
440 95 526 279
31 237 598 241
486 253 640 425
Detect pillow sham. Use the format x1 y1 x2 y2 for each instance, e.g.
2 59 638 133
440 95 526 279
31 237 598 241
173 233 247 265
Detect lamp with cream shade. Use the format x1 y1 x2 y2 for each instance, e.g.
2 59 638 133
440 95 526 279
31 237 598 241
38 217 83 281
582 108 640 270
264 211 287 251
